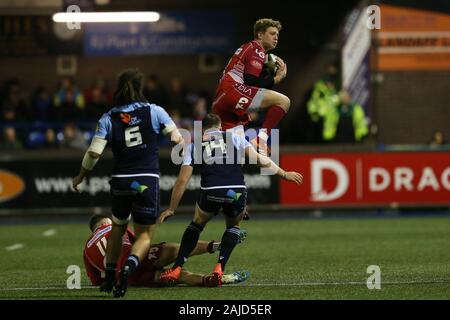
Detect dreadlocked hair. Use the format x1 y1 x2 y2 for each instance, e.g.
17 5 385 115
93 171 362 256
113 69 147 106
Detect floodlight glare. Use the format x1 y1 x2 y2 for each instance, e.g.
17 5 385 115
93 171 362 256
52 12 160 23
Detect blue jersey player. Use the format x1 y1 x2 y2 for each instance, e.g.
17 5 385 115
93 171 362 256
72 69 183 297
158 113 302 286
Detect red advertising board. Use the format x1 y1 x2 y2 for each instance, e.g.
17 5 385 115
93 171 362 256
280 152 450 206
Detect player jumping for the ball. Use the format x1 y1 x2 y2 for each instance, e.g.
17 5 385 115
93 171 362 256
212 18 288 155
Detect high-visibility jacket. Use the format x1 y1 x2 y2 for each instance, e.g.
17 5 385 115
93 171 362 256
307 80 339 122
323 102 368 142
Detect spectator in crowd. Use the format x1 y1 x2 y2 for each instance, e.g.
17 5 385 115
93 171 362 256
84 79 113 103
43 128 59 149
0 81 8 103
143 74 169 107
192 97 208 121
0 75 220 150
322 90 368 143
85 86 109 121
306 61 340 143
168 77 191 118
0 127 23 150
1 90 30 122
31 86 53 121
53 77 85 120
60 122 88 150
1 104 18 123
84 79 113 121
54 89 86 121
429 130 447 148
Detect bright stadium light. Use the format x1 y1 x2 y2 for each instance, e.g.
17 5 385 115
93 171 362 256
52 12 160 23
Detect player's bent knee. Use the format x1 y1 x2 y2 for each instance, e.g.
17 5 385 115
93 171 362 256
225 216 242 228
193 215 209 227
280 95 291 111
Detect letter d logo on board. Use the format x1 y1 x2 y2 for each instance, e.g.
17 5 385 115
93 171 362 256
311 159 349 202
0 170 25 203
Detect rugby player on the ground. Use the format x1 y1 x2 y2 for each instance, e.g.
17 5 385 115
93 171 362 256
84 214 250 287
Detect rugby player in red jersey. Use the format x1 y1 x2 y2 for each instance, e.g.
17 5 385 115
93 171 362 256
83 214 249 287
212 18 289 154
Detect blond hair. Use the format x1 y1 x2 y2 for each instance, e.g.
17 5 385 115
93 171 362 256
253 18 282 39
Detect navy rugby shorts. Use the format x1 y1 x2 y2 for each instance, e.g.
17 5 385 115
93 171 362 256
197 187 247 218
109 175 160 225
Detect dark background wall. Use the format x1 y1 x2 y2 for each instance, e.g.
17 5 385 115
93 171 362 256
375 71 450 144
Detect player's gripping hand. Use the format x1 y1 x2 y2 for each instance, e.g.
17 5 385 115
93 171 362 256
283 172 303 185
158 209 175 224
72 175 84 193
275 57 287 79
275 56 285 70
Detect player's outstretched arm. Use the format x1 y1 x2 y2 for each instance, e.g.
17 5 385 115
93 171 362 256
245 145 303 185
72 137 107 192
158 165 194 223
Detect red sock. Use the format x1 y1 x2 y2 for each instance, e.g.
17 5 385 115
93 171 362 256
262 105 286 136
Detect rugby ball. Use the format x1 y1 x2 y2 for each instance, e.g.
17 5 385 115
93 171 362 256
265 53 278 75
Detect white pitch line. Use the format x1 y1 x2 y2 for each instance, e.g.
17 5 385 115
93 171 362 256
1 280 450 291
0 286 97 291
229 279 450 287
5 243 24 251
42 229 57 237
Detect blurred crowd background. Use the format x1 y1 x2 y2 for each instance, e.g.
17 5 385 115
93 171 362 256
1 0 449 152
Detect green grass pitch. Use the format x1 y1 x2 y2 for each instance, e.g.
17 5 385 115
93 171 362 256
0 216 449 299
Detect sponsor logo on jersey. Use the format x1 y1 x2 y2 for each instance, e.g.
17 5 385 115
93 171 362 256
120 113 131 124
0 170 25 203
250 60 263 69
255 48 265 59
120 113 141 126
235 84 253 96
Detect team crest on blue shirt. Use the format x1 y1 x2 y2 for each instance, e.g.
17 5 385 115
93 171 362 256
129 117 141 126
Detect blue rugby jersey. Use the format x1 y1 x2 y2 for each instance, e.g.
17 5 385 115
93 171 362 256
94 102 175 176
183 130 251 189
